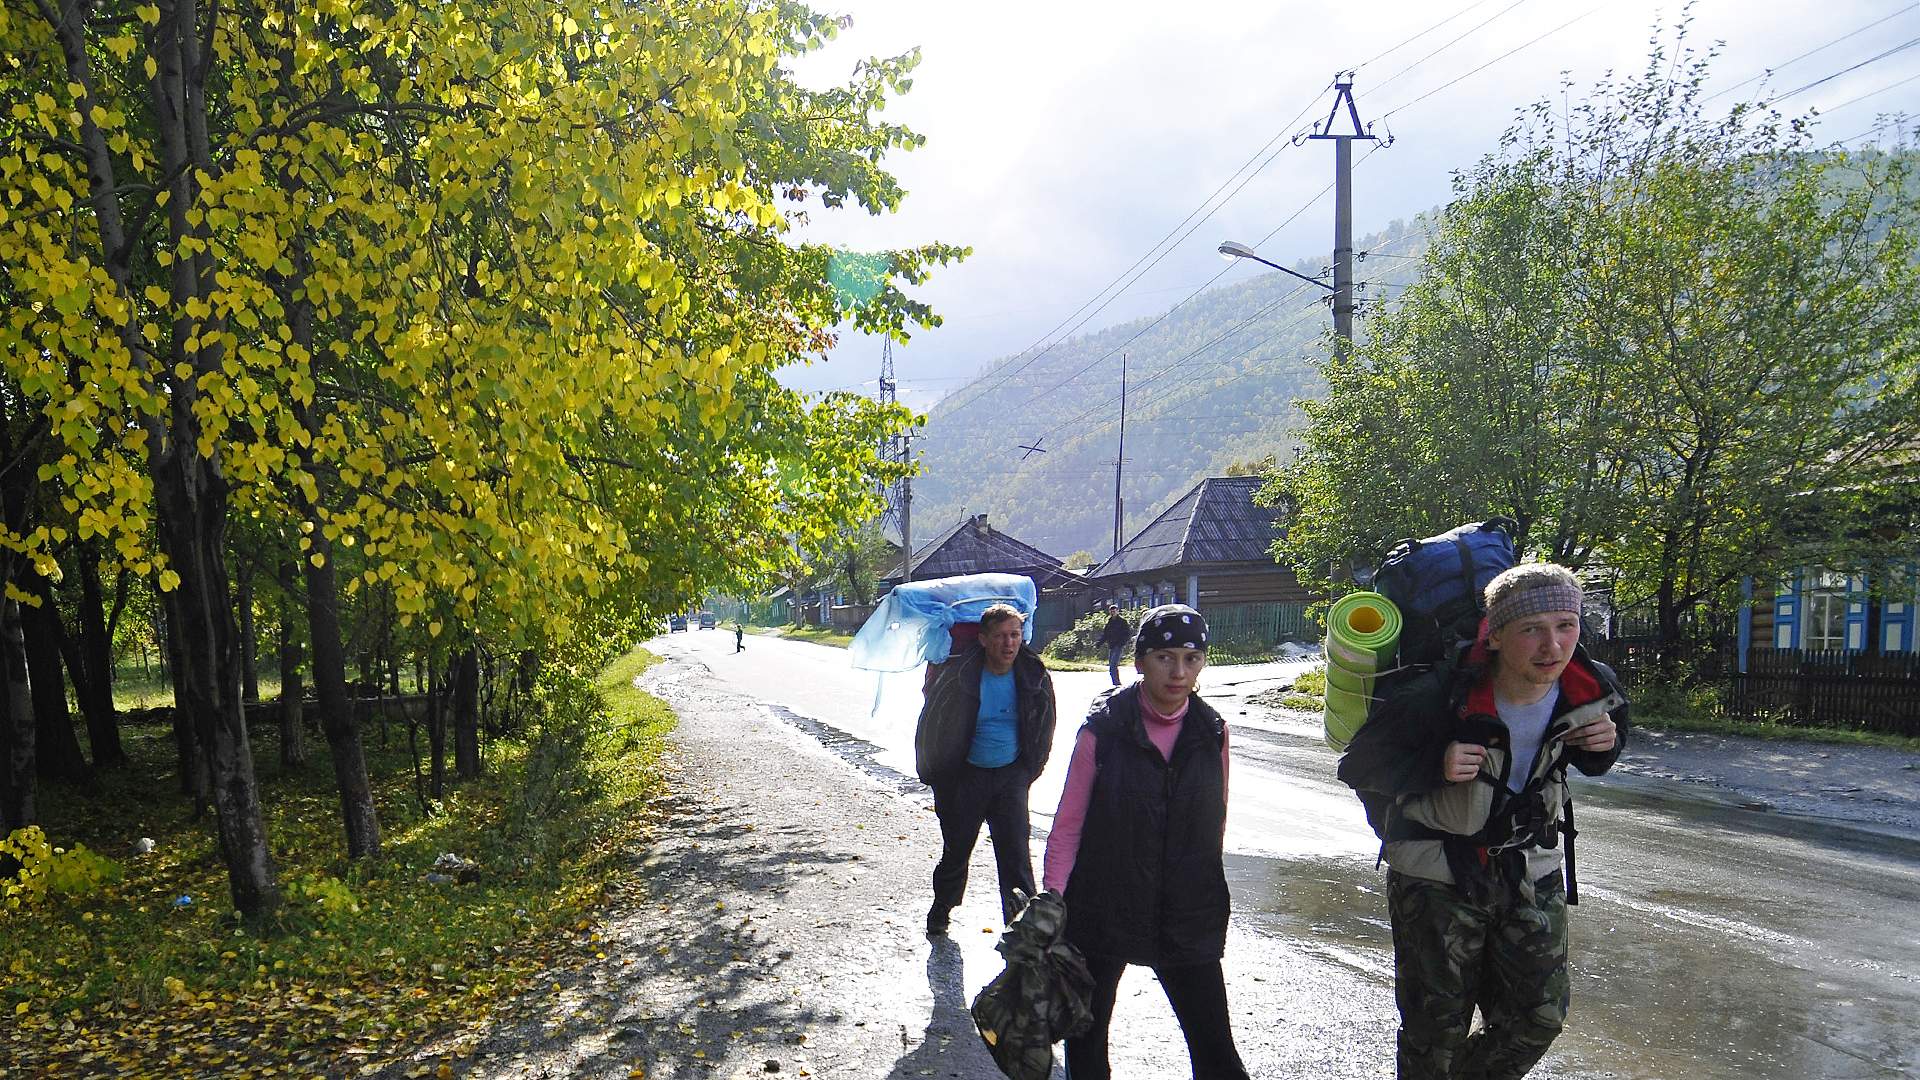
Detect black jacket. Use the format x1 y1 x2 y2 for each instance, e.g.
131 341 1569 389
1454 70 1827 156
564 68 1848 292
914 644 1056 787
1337 645 1628 893
1062 685 1230 968
1098 614 1132 649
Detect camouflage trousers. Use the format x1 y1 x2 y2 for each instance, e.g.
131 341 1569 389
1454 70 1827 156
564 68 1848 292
1387 868 1569 1080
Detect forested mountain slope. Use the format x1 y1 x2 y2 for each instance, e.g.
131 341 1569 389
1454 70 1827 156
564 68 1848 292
911 217 1429 559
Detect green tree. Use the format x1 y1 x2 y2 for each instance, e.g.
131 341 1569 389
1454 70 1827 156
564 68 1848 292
3 0 955 920
1268 29 1920 667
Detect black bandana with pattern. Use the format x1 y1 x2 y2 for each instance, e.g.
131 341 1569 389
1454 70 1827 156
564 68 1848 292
1135 604 1209 656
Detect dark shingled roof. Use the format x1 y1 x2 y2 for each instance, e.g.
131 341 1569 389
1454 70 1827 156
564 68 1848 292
1090 476 1281 578
890 514 1077 589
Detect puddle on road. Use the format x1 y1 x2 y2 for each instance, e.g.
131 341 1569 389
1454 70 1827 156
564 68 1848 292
762 703 924 797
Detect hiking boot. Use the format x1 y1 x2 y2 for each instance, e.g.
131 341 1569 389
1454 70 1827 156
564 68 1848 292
926 905 951 936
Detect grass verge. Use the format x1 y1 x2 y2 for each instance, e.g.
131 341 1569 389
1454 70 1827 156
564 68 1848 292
1632 708 1920 751
761 624 856 649
2 647 676 1076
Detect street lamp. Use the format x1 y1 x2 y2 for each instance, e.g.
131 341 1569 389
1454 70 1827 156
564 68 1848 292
1217 240 1333 293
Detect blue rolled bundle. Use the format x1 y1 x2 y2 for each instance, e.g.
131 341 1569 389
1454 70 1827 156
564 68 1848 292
849 573 1038 672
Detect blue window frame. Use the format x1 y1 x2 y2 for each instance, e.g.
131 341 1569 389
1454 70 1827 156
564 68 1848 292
1844 573 1870 652
1882 564 1916 655
1773 573 1800 650
1781 569 1867 652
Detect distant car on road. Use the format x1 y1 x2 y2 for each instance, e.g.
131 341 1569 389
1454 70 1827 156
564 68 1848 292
697 611 717 630
668 614 688 632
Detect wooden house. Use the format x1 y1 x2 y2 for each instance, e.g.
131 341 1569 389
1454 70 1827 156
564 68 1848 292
1090 476 1315 610
879 514 1079 591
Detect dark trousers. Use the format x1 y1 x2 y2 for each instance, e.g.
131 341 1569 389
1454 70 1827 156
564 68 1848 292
1106 644 1124 686
930 763 1035 924
1388 870 1570 1080
1064 953 1250 1080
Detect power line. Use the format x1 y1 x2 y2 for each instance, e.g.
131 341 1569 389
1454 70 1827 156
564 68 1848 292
926 81 1337 422
1350 0 1505 74
1379 4 1607 121
1820 68 1920 115
1833 114 1916 142
980 176 1341 423
1368 0 1538 98
1022 283 1320 448
1760 36 1920 108
973 143 1383 456
1701 4 1920 105
928 350 1320 451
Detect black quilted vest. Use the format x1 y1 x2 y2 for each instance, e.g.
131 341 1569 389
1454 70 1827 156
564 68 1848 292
1062 685 1230 968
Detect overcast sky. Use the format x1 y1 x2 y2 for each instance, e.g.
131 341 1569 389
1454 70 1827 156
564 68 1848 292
778 0 1920 412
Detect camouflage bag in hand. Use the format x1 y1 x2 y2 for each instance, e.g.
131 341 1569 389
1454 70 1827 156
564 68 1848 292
970 890 1095 1080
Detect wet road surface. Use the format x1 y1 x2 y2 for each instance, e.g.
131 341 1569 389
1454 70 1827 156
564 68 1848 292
652 629 1920 1078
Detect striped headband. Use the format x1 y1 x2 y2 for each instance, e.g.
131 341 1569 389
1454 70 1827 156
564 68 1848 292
1487 581 1583 631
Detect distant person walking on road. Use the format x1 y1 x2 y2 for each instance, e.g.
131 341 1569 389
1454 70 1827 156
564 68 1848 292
1097 602 1131 687
1338 564 1628 1080
735 623 745 653
914 604 1057 934
1043 604 1251 1080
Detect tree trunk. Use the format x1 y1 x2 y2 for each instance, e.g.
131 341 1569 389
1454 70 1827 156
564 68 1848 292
152 452 280 921
384 602 400 697
160 598 208 802
302 535 382 859
73 550 125 767
277 562 306 771
427 659 447 800
237 562 258 704
18 574 89 784
454 646 480 780
276 213 381 857
0 599 36 832
1656 577 1685 680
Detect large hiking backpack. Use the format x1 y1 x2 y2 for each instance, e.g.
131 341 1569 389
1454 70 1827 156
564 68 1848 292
1351 518 1518 841
1371 517 1518 670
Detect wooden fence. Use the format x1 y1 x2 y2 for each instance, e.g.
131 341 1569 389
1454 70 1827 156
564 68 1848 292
1584 638 1920 736
1201 602 1322 651
1725 649 1920 735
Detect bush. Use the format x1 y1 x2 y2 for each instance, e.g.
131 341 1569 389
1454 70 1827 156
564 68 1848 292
0 826 123 910
1043 608 1146 663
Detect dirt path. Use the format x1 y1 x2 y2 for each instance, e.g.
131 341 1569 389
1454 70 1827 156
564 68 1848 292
372 653 1030 1079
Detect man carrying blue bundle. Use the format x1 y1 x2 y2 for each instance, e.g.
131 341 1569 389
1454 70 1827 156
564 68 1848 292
915 603 1057 935
1339 564 1627 1080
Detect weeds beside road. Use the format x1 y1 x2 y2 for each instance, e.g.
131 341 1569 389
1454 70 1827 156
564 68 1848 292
3 650 675 1077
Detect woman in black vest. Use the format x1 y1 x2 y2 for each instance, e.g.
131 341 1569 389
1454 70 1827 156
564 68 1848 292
1041 605 1250 1080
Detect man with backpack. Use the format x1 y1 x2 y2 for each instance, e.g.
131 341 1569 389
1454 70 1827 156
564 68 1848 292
915 604 1057 935
1339 562 1627 1080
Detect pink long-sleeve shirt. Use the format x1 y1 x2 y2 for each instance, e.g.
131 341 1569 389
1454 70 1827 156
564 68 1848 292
1042 693 1230 894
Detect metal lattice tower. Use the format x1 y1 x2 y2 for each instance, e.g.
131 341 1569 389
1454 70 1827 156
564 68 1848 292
876 342 908 546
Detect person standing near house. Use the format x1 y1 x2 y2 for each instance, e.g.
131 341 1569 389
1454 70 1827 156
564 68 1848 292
1043 604 1251 1080
1338 564 1628 1080
1097 602 1132 687
914 604 1057 934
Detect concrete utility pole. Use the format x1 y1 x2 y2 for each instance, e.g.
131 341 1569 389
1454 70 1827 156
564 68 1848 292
1112 352 1128 557
875 341 916 583
899 457 913 583
1308 75 1378 347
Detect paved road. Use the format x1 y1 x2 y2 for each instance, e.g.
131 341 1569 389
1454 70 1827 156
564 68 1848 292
653 628 1920 1079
